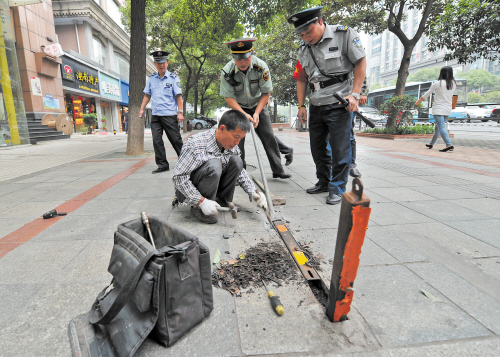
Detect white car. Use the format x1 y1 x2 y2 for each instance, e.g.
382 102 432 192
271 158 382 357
449 105 493 122
357 107 387 121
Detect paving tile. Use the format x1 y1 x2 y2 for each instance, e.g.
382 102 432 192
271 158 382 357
354 264 491 347
279 205 340 231
0 200 66 220
444 219 500 249
470 257 500 281
368 202 434 226
382 176 439 187
356 177 399 188
0 283 44 326
370 187 437 202
400 200 492 222
411 185 484 199
379 338 500 357
410 262 500 334
70 198 133 216
448 198 500 219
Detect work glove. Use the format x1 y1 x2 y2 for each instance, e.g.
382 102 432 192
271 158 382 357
199 198 220 216
252 191 267 208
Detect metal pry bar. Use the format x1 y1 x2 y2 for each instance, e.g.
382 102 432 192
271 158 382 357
140 211 156 249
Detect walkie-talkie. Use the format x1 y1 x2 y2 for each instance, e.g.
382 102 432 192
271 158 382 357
222 69 241 87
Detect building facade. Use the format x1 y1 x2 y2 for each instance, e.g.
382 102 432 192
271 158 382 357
52 0 155 133
365 8 500 88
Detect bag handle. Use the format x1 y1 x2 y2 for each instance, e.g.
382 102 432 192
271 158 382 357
89 250 157 325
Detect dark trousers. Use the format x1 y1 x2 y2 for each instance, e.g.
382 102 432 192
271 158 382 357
309 103 352 195
276 136 292 155
238 106 284 174
151 115 183 169
177 157 243 204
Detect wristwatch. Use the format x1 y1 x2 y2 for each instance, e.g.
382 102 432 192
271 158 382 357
298 104 306 109
178 110 183 114
351 93 360 100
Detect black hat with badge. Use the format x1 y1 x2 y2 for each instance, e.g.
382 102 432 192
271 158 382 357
226 38 256 60
150 50 170 64
287 6 324 32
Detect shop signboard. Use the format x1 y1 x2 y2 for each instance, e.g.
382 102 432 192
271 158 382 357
61 56 100 95
120 80 129 106
43 94 60 110
100 73 121 101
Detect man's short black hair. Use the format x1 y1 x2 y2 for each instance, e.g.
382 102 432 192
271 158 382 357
219 109 251 132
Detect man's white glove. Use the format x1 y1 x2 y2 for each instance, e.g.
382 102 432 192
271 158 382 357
252 191 267 208
199 198 220 216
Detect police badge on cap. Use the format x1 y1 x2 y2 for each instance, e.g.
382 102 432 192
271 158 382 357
150 50 170 64
226 38 256 60
287 6 324 32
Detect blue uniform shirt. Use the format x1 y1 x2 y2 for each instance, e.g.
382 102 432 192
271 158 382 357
143 71 182 116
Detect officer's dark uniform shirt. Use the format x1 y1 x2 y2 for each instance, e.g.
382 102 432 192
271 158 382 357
219 56 272 109
295 25 365 106
143 70 182 116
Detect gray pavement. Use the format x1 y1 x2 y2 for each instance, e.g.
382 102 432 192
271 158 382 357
1 128 499 356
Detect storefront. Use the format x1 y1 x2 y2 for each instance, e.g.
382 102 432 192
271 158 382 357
99 72 121 133
0 0 30 146
118 79 129 132
61 54 100 133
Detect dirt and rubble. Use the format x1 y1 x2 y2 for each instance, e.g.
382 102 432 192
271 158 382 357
212 242 299 295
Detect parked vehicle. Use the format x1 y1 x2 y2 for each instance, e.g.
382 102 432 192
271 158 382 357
448 104 494 122
490 105 500 123
190 117 217 130
357 106 387 122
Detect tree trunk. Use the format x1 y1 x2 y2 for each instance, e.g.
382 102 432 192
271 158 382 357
200 97 204 116
273 100 278 123
126 0 146 155
387 46 413 127
194 84 198 116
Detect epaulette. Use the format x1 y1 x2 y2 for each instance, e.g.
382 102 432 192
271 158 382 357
169 72 177 78
336 25 349 32
150 72 158 77
253 64 264 73
299 41 307 47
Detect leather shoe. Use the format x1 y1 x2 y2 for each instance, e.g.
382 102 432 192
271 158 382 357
272 172 292 179
306 182 329 194
350 167 361 178
152 166 169 174
284 149 294 166
190 206 218 224
326 193 342 205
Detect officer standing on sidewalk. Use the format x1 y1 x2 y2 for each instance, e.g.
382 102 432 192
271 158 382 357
139 51 184 174
220 38 291 179
288 7 366 204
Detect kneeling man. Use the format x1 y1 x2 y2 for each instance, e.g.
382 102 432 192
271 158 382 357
173 110 267 224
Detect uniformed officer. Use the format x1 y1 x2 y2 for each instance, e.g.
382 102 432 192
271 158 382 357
139 50 184 174
220 38 291 179
288 7 366 204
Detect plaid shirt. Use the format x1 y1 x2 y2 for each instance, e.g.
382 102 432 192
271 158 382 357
173 129 255 205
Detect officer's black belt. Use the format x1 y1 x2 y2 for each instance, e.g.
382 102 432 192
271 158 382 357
309 73 349 92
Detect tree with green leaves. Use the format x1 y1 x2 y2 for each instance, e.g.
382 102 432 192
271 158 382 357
407 67 441 83
428 0 500 64
461 69 499 93
322 0 445 127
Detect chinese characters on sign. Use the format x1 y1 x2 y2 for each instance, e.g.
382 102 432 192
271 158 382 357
75 71 98 86
102 81 120 97
61 56 100 95
43 43 64 57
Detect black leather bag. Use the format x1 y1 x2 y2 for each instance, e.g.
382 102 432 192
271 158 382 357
68 216 213 357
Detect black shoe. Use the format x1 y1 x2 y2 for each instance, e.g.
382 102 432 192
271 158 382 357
426 144 433 149
326 193 342 205
272 172 292 179
439 146 454 152
350 167 361 178
152 166 169 174
285 149 294 166
306 182 329 194
190 206 218 224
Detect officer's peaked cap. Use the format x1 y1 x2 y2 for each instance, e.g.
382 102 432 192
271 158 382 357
150 50 170 63
226 38 256 60
287 6 324 31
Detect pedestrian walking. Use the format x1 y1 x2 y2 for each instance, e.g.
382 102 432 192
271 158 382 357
415 66 456 152
173 110 267 224
220 38 291 179
123 107 128 133
288 6 366 205
139 51 184 173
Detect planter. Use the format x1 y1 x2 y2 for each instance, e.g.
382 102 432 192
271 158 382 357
356 133 454 140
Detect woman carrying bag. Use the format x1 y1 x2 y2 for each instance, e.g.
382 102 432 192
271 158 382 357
415 66 456 152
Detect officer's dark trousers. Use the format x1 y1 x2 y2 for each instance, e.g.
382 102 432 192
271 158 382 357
276 136 292 156
151 115 183 169
309 103 352 195
177 157 243 204
238 106 284 174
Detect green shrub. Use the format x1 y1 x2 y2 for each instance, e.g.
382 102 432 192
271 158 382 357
83 114 97 128
363 124 435 135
